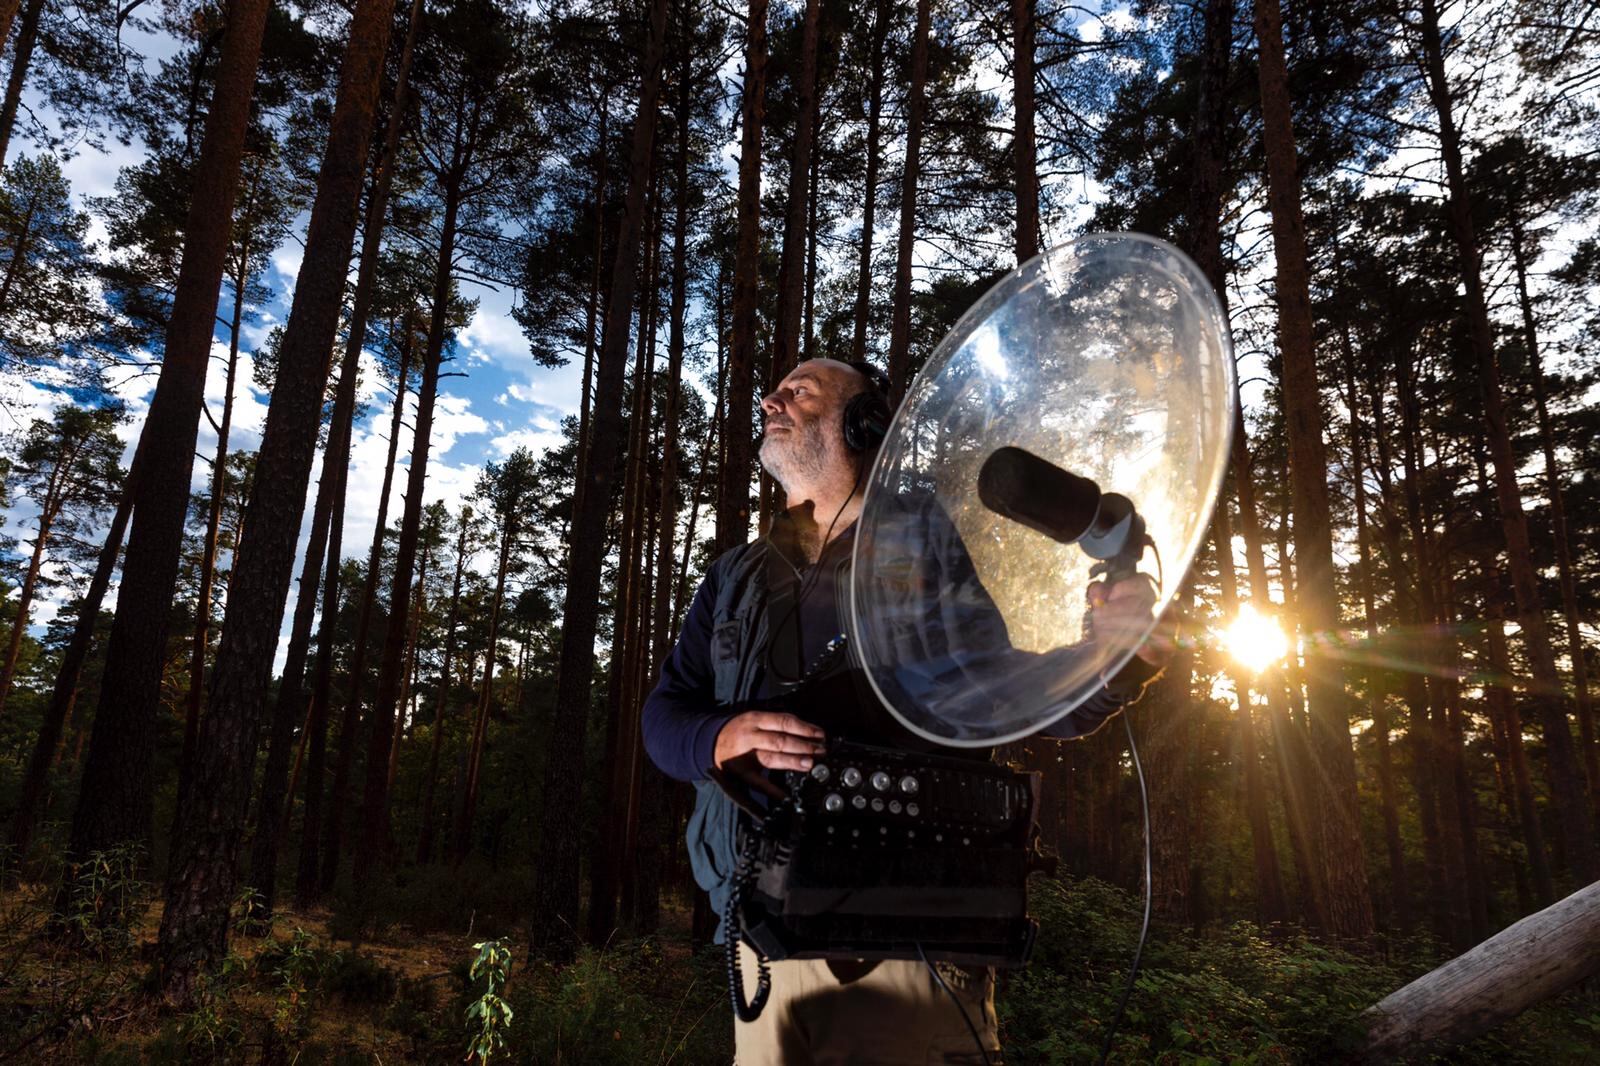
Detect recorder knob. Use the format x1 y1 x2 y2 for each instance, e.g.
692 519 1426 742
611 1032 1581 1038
871 771 892 792
824 793 844 813
811 763 831 783
900 775 920 794
841 767 862 789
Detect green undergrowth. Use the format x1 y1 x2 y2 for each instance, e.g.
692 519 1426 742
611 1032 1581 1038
2 868 1596 1063
1001 877 1600 1064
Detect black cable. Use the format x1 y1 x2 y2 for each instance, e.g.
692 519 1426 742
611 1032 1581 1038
916 942 994 1066
726 835 771 1023
762 459 868 685
1096 712 1152 1066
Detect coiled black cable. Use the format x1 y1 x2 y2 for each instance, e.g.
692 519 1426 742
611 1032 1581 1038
725 833 771 1023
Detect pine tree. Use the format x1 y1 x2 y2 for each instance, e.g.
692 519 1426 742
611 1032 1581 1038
0 404 124 718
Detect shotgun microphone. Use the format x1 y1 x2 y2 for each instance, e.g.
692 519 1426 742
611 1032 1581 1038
976 446 1147 577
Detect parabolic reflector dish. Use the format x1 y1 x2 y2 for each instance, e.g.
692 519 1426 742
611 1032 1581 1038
848 233 1236 747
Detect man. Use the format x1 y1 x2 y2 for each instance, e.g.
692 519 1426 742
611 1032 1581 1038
643 358 1173 1064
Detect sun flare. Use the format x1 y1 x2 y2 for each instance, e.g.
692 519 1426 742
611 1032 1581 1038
1224 603 1290 674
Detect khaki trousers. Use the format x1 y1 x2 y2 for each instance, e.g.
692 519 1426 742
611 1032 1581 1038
733 941 1002 1065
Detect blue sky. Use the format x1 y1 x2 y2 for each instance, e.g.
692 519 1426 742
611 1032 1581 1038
2 38 593 670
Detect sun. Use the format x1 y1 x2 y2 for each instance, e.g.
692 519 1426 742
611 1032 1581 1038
1224 603 1290 674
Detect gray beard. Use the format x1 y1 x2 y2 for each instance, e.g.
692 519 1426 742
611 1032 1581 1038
759 418 835 494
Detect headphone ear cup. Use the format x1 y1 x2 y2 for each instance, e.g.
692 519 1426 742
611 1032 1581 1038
843 390 891 453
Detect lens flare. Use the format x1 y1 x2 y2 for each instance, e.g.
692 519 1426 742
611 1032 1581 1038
1224 603 1290 674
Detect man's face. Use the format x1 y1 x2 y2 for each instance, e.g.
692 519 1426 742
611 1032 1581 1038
759 360 859 491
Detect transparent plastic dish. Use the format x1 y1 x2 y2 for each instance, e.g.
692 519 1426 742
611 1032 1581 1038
849 233 1235 746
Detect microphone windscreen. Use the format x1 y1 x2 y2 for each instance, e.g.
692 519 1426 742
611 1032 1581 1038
976 446 1102 545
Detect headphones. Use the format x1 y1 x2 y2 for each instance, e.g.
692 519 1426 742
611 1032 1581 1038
842 361 893 453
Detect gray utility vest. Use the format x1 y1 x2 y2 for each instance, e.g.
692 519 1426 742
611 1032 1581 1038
686 537 778 942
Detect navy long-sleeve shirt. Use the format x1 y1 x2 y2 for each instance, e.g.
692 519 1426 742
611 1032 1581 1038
642 512 1147 784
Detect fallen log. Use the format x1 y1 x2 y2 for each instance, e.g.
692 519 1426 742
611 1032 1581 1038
1360 878 1600 1059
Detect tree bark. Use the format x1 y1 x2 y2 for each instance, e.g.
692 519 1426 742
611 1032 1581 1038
318 317 417 894
848 0 888 362
67 0 272 869
417 510 471 865
638 29 696 932
454 508 516 861
1415 0 1595 881
771 0 821 379
1342 333 1407 929
1509 215 1600 823
157 0 398 1001
717 0 767 554
0 0 42 168
0 0 22 71
1213 502 1288 926
1012 0 1039 263
6 443 139 864
356 173 466 884
573 102 608 527
178 252 250 805
1358 881 1600 1060
388 554 427 797
885 0 930 402
0 446 68 718
533 0 670 957
1252 0 1373 940
259 0 424 908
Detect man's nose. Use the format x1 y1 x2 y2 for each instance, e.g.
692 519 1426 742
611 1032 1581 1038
761 389 784 416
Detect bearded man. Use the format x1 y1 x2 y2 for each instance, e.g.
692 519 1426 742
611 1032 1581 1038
642 357 1173 1064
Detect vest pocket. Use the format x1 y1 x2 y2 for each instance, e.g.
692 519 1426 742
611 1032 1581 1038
711 617 744 704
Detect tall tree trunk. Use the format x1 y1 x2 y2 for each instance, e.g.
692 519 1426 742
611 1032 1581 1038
1509 216 1600 822
533 0 670 957
848 0 888 362
717 0 766 554
1214 501 1288 925
0 0 22 67
1252 0 1373 940
67 0 272 869
590 212 659 940
772 0 821 379
6 443 140 863
455 516 514 861
1012 0 1038 263
0 463 63 718
319 318 417 894
356 173 466 885
246 433 335 907
803 140 819 362
573 102 608 527
417 511 470 865
259 0 424 908
1342 334 1407 929
1181 0 1288 926
1131 586 1196 924
388 555 426 796
1230 360 1325 927
0 0 42 167
885 0 930 401
156 0 399 1001
178 256 249 805
1415 0 1595 881
1483 560 1555 905
638 27 695 932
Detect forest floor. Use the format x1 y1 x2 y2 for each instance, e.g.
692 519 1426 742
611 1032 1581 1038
0 870 1596 1064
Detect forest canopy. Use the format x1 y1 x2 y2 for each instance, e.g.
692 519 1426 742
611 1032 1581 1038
0 0 1598 1060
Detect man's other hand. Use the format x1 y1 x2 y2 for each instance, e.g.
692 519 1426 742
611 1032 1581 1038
1088 575 1178 670
714 711 826 773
